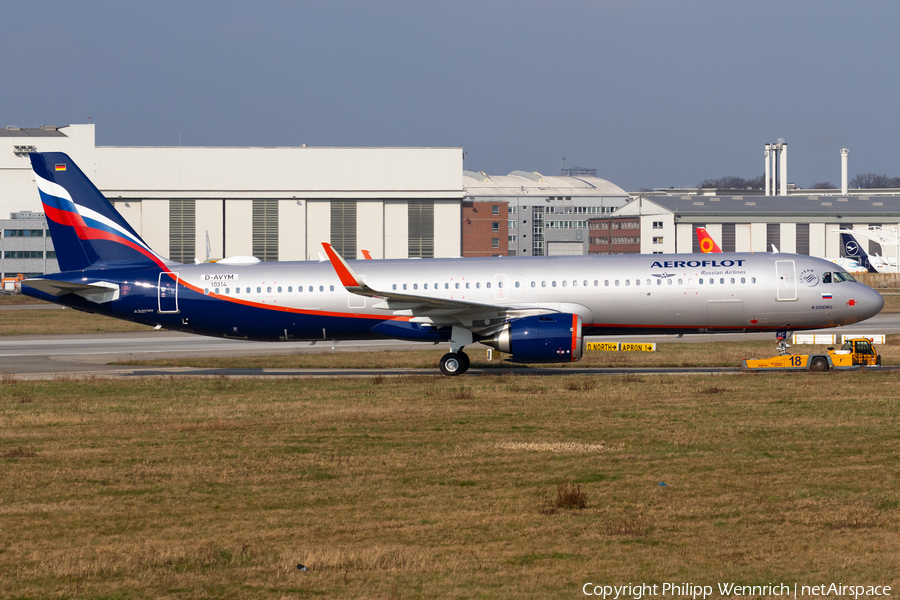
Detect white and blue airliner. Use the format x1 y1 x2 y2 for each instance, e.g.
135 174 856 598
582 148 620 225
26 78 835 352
21 152 883 375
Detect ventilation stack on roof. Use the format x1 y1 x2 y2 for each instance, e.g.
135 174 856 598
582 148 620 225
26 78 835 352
841 148 849 195
764 141 787 196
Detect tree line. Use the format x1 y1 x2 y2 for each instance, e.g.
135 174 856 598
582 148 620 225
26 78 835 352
698 173 900 190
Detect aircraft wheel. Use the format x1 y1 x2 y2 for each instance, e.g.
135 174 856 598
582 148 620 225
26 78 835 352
458 352 470 374
440 353 465 376
809 357 829 372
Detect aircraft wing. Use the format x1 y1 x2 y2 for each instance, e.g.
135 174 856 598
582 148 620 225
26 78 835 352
321 243 527 328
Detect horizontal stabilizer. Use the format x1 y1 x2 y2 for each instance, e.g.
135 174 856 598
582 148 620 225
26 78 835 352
23 278 120 303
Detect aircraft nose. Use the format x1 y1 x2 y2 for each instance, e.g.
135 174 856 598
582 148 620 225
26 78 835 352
858 284 884 320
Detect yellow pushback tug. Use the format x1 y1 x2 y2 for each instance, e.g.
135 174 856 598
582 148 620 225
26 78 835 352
743 337 881 372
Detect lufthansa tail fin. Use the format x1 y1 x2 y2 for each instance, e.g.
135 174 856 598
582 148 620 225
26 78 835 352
30 152 169 272
696 227 723 253
840 231 878 273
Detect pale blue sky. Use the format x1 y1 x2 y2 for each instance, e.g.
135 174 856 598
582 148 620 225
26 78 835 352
5 0 899 190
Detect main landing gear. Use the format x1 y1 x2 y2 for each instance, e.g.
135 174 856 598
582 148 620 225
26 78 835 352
439 351 470 376
439 325 473 376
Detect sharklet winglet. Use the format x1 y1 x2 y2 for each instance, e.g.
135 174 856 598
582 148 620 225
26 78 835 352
321 242 385 298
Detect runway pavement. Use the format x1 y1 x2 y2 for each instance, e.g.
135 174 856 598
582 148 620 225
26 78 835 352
1 313 896 378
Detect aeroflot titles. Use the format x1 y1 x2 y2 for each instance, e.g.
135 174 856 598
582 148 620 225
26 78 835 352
651 259 746 269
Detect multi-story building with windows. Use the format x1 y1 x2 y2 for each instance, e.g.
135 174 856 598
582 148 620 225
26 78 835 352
0 211 55 279
462 170 631 256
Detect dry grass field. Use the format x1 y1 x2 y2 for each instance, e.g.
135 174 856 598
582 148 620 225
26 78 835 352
2 373 899 598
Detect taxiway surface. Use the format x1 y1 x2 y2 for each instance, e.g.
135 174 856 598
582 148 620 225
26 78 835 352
2 314 896 378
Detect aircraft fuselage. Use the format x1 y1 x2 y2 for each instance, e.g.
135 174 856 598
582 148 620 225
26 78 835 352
26 252 882 342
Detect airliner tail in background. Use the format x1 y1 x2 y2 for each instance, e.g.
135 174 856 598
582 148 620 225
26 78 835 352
696 227 722 253
839 231 880 273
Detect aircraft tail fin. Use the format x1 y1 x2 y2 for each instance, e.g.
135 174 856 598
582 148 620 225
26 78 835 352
30 152 169 272
840 231 878 273
696 227 722 253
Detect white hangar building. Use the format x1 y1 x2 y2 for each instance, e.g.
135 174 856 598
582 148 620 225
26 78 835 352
0 124 463 277
610 194 900 257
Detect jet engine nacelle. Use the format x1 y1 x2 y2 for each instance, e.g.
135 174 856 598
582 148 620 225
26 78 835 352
483 313 583 363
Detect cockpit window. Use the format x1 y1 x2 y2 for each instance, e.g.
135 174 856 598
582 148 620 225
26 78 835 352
824 272 855 283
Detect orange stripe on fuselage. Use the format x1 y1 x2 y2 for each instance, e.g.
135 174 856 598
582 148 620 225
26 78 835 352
171 275 410 322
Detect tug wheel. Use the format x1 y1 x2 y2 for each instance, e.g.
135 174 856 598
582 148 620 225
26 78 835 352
809 357 829 372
